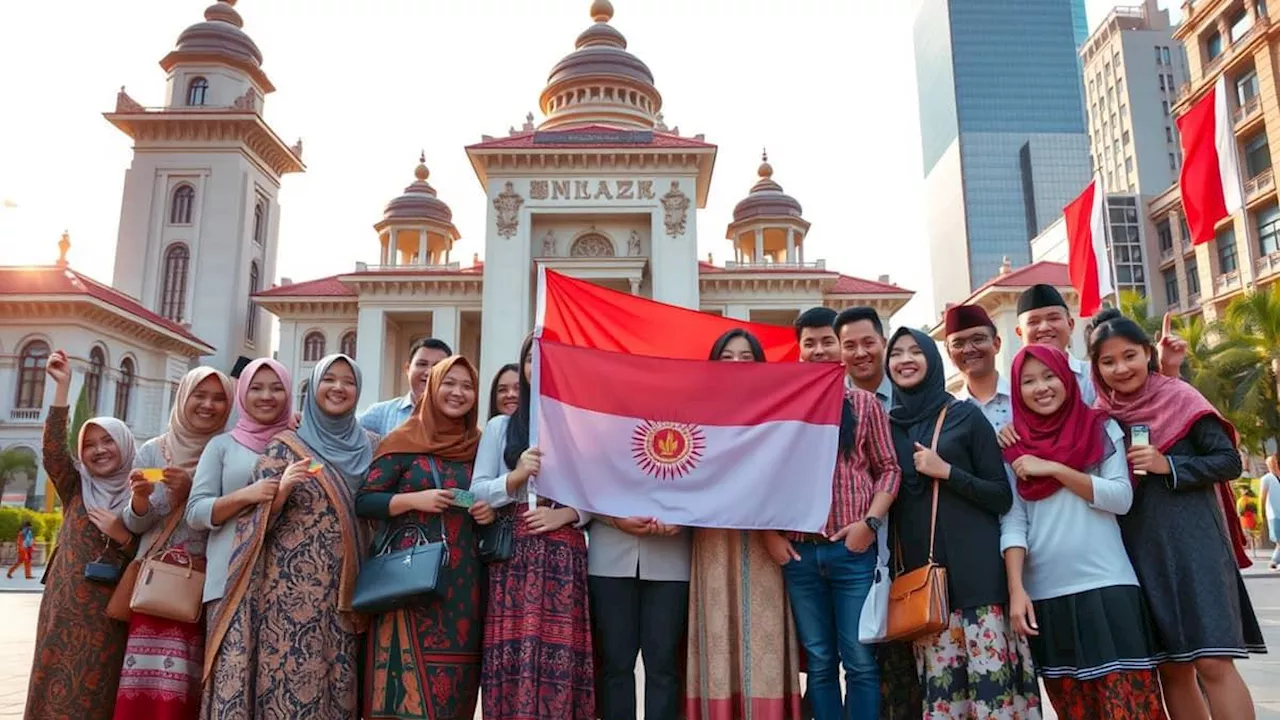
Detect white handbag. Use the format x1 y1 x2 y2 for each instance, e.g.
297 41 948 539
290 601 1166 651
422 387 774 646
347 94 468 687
858 518 891 643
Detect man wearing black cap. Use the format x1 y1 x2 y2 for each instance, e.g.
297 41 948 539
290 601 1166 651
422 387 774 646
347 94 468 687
1014 283 1099 405
944 304 1011 432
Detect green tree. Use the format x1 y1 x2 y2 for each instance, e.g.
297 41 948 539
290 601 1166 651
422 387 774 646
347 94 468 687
1117 289 1163 339
1217 285 1280 452
67 382 90 458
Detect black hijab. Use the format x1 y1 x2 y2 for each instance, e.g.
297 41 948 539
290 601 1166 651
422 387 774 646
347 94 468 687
886 327 956 494
503 335 534 471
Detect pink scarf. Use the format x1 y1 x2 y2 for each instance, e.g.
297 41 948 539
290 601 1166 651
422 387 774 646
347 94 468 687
229 358 293 453
1093 369 1251 568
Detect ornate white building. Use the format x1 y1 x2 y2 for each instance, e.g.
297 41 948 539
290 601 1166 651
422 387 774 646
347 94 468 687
0 0 913 508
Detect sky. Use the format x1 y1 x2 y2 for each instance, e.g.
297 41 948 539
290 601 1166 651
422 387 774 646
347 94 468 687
0 0 1176 329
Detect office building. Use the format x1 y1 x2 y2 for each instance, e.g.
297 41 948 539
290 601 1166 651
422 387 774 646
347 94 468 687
915 0 1093 313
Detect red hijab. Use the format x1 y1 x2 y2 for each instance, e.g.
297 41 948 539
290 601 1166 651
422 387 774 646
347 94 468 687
1002 345 1111 501
1092 363 1251 569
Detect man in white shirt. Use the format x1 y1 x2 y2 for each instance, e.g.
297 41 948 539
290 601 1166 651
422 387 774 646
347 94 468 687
357 338 452 436
1013 284 1099 405
944 305 1012 432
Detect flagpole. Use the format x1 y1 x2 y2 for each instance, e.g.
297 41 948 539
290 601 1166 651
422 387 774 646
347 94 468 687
1098 175 1121 311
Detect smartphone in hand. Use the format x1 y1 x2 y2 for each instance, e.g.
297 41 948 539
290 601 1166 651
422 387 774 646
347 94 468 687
450 490 477 508
1131 424 1151 475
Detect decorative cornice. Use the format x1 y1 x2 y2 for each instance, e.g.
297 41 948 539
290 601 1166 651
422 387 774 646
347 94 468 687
103 111 304 177
0 298 213 356
252 297 358 317
465 147 716 206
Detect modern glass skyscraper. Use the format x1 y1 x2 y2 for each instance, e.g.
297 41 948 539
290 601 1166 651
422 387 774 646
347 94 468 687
1071 0 1089 47
915 0 1092 313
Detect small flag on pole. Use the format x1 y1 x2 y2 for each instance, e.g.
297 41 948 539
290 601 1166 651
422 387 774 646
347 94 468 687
1063 173 1114 318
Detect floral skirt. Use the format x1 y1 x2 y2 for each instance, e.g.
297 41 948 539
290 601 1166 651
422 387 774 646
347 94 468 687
911 604 1042 719
112 612 203 720
1042 670 1167 720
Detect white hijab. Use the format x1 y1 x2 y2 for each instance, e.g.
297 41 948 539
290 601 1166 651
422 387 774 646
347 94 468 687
76 417 137 513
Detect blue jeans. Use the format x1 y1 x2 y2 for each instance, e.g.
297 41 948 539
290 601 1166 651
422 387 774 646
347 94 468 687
782 540 879 720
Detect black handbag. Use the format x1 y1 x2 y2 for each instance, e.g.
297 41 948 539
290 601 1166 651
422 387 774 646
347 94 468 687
351 458 449 614
84 536 124 585
477 510 514 564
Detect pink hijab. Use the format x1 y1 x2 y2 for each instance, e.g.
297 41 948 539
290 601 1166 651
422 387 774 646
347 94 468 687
229 358 293 453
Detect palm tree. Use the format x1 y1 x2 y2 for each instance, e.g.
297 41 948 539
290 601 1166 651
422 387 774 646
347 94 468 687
1118 289 1163 339
1219 284 1280 452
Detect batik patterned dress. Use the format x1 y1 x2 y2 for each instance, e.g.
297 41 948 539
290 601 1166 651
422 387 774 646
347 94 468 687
24 405 135 720
359 452 485 720
200 431 368 720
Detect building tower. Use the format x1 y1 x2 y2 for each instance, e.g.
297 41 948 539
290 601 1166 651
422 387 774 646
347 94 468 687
913 0 1091 313
105 0 304 372
374 154 462 269
725 151 810 266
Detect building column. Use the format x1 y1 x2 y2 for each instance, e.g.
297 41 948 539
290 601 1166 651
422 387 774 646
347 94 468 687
798 242 805 263
628 277 642 295
725 304 750 320
754 229 764 263
786 228 796 263
432 306 460 357
381 233 391 266
355 306 388 411
419 229 428 265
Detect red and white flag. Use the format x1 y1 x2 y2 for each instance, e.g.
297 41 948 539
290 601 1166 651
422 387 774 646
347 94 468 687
530 339 843 531
1178 75 1243 245
1063 173 1114 317
537 267 799 361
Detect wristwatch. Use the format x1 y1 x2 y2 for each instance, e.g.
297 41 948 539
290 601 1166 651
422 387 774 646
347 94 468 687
864 516 882 532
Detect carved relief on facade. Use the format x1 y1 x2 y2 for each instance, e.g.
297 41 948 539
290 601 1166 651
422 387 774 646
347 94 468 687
661 181 690 237
493 182 524 238
530 180 550 200
115 86 144 113
541 230 557 257
232 87 259 111
628 230 642 256
570 233 615 257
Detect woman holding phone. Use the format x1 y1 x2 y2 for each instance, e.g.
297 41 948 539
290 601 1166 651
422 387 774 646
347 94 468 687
1088 308 1264 719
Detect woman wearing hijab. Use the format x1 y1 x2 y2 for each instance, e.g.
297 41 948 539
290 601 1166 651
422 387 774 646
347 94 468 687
186 358 293 625
359 355 496 719
999 345 1165 719
473 335 596 719
685 329 804 720
114 366 233 720
1088 308 1264 720
884 328 1041 719
201 354 375 719
25 349 139 720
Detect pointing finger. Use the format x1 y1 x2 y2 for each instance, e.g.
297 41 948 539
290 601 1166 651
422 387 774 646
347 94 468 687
1161 311 1172 339
913 442 928 451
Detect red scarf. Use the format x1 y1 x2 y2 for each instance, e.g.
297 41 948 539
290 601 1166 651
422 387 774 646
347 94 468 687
1092 368 1251 569
1002 346 1110 501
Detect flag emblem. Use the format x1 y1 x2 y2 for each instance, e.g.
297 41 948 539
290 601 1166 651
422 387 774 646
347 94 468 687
631 420 706 480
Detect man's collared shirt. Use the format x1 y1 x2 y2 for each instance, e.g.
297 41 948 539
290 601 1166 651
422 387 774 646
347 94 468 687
845 372 894 414
358 392 416 437
1069 353 1098 406
956 373 1013 432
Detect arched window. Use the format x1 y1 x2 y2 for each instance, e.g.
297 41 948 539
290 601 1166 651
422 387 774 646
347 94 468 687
160 244 190 322
170 185 195 225
86 346 105 413
303 331 326 362
570 233 616 257
340 330 357 359
114 358 135 422
246 261 260 343
15 340 50 409
187 76 209 106
252 201 266 245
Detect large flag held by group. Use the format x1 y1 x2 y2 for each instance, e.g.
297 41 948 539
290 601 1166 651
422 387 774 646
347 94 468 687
1178 75 1244 244
538 268 800 361
530 339 843 531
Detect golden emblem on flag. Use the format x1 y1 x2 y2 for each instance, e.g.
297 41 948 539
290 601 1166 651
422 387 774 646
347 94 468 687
631 420 706 480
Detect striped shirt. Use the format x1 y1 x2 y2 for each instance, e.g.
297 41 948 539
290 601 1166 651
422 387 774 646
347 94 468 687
790 388 902 539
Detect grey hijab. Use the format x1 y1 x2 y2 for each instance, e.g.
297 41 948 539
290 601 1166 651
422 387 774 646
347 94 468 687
296 354 374 491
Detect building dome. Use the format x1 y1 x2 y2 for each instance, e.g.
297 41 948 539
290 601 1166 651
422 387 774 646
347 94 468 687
732 151 804 222
538 0 663 130
382 154 455 225
170 0 263 69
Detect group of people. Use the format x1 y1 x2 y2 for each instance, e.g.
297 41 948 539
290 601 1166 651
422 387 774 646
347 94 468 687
20 282 1266 720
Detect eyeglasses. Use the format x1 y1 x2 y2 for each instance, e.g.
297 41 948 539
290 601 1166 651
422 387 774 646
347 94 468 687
948 335 993 351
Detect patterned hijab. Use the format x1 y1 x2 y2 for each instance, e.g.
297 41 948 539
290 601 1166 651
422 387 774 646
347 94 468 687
295 354 374 491
161 366 234 472
229 358 293 453
76 417 137 513
375 356 482 462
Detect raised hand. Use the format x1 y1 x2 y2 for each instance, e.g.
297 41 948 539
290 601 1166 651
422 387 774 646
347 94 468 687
45 350 72 387
1157 311 1187 377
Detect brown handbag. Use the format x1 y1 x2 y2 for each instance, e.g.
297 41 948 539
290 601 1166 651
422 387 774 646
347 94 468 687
884 406 951 643
105 504 186 622
129 550 205 623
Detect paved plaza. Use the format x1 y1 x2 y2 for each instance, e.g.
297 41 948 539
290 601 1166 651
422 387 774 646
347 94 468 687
2 570 1278 719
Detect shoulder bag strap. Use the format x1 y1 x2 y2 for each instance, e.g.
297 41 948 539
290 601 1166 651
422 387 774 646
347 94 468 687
425 457 450 551
925 404 949 564
139 501 186 559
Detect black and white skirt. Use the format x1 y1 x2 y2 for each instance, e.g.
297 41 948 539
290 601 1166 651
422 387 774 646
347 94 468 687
1029 584 1162 680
